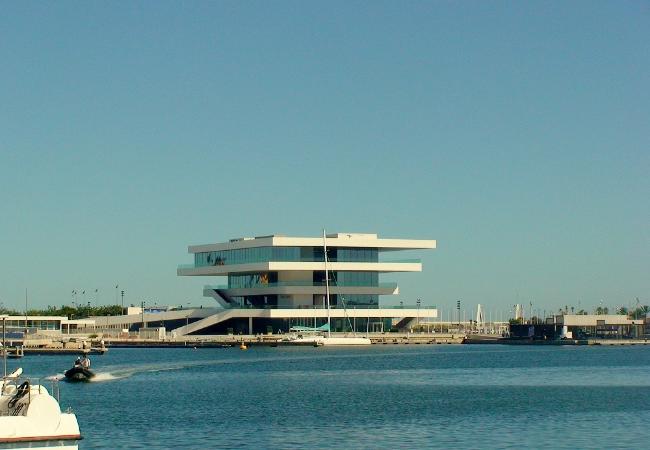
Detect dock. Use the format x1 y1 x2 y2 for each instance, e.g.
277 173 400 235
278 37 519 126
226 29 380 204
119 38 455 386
22 347 108 355
100 333 467 347
7 334 649 353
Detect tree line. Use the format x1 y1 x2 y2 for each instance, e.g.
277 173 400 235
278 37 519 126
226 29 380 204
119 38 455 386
0 304 125 319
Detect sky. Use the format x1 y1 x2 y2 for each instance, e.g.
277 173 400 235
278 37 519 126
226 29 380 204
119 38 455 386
1 1 648 318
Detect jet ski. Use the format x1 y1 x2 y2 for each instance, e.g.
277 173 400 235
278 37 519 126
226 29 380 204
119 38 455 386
64 357 95 382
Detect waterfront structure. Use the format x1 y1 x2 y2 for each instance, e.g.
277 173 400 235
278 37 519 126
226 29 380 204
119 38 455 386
89 307 215 334
176 232 437 335
509 314 647 340
0 316 95 336
556 314 645 339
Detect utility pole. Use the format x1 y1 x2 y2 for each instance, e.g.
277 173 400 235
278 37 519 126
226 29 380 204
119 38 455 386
121 290 125 313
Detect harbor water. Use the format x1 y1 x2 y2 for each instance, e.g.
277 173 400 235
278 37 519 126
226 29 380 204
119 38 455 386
2 344 649 449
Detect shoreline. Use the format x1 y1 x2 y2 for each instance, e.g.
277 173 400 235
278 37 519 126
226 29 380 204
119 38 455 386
12 333 650 354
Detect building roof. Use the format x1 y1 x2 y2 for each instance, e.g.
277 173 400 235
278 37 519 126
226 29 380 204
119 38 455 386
1 315 68 321
188 232 436 253
558 314 644 326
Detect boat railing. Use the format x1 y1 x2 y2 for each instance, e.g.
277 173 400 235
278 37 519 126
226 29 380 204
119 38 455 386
1 376 61 416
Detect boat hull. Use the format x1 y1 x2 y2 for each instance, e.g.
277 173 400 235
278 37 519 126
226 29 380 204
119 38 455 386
320 337 372 346
0 414 80 443
1 383 81 443
282 335 372 346
64 366 95 382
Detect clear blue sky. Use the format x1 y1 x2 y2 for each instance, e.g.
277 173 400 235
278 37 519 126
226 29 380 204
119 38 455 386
1 1 648 317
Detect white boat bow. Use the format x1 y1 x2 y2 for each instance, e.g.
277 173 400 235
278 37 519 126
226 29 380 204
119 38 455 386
1 370 81 443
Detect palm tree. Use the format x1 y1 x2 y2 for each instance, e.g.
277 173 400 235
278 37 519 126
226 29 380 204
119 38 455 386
632 305 649 319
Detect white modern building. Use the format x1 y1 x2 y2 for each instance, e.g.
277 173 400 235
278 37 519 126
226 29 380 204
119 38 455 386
176 232 437 335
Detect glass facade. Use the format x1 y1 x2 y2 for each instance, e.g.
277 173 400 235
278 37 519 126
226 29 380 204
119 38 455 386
197 245 388 310
226 272 378 289
4 319 60 330
229 295 278 308
228 272 279 289
224 269 382 308
195 247 298 267
313 247 378 263
334 271 378 287
313 294 379 308
312 271 378 287
335 248 378 262
339 294 379 307
194 246 379 267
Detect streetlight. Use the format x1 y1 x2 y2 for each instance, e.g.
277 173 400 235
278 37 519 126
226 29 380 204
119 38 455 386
416 298 421 332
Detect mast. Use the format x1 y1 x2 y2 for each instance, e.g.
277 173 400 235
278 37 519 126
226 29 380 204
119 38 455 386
323 229 331 338
25 288 28 335
2 315 7 377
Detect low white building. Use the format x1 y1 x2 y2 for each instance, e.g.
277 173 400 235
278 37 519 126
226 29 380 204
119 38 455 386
555 314 645 339
0 315 96 336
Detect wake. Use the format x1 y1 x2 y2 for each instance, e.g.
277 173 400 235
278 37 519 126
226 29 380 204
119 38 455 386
45 371 126 382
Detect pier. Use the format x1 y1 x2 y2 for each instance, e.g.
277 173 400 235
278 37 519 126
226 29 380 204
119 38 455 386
99 332 467 347
8 333 650 352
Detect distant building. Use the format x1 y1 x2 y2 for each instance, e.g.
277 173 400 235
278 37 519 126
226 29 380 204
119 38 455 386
125 306 174 315
0 315 95 335
510 314 646 340
556 314 645 339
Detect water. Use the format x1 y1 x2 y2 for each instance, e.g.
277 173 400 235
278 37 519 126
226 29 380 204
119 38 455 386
2 344 649 449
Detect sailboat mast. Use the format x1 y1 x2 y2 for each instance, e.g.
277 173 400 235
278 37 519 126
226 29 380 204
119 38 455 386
323 229 331 338
2 316 6 378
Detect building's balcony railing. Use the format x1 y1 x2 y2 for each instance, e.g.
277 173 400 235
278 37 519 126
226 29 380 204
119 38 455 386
204 282 398 290
179 259 420 270
207 304 437 310
384 305 437 309
378 259 421 264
